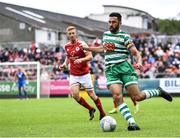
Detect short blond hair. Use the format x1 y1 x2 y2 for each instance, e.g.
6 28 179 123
66 25 76 32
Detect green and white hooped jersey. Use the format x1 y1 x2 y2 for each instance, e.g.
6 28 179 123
102 30 134 69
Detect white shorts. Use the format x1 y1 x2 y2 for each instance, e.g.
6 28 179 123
70 73 93 92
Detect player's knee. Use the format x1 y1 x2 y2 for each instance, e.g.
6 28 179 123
72 94 79 101
88 90 96 98
134 93 144 101
113 93 122 100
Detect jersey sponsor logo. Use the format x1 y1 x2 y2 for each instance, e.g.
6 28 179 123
116 37 124 42
104 43 115 51
103 35 124 43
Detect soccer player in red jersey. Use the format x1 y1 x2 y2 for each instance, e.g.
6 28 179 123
60 26 106 120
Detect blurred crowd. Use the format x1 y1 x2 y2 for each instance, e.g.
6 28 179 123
90 36 180 79
0 65 37 81
133 36 180 78
0 46 67 80
0 36 180 80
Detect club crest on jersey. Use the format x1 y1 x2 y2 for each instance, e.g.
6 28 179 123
70 51 75 56
75 47 80 51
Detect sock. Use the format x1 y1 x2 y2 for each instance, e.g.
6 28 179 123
142 89 160 99
94 97 105 116
119 103 136 124
24 90 27 98
19 88 22 98
78 97 93 111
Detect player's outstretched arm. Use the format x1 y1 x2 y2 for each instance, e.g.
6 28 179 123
129 47 143 71
82 44 104 53
58 57 69 70
74 51 93 64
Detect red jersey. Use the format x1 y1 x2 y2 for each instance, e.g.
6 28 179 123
64 40 90 76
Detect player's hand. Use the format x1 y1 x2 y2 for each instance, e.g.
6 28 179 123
74 59 83 64
104 43 115 51
60 64 67 70
133 63 143 71
54 64 66 71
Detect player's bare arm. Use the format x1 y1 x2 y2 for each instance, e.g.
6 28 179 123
129 46 143 71
60 57 69 70
82 45 104 53
74 51 93 64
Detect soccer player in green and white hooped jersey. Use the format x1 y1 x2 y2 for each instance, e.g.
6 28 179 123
103 31 131 67
82 12 173 131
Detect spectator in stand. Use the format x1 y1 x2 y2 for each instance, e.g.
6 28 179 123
93 37 102 47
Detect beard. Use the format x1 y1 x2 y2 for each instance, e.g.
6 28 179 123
109 24 119 33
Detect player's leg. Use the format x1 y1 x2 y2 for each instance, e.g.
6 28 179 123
105 63 140 130
87 90 106 120
109 100 118 114
83 74 106 120
108 83 140 131
22 83 27 98
130 96 140 114
109 91 139 114
18 85 23 99
123 61 172 102
127 84 173 102
71 83 94 110
22 87 27 98
70 75 95 120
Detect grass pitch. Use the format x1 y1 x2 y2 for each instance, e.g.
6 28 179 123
0 97 180 137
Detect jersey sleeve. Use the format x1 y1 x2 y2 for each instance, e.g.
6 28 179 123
124 34 135 49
